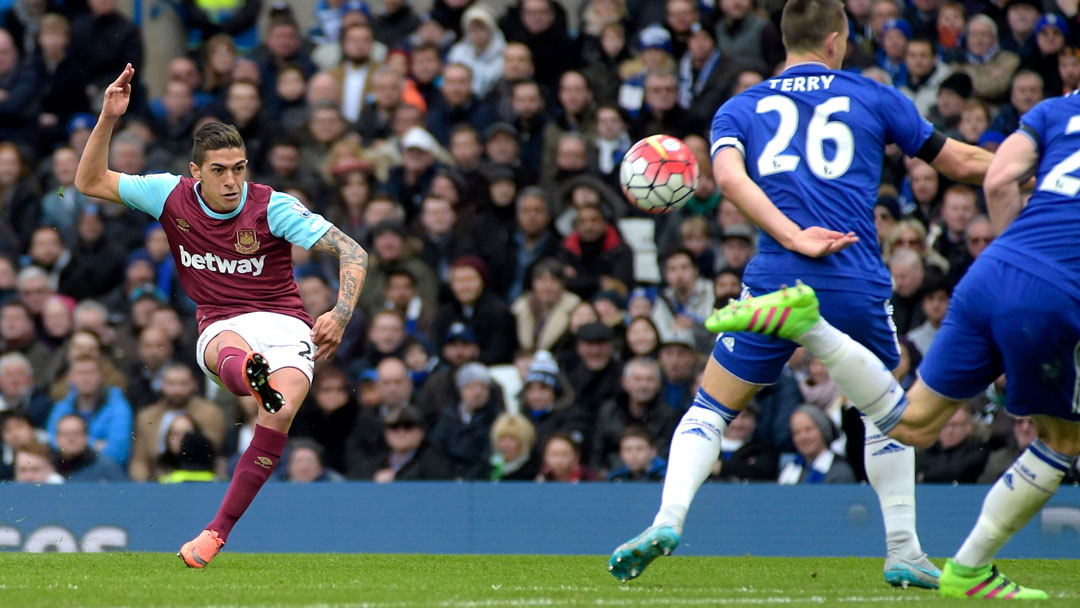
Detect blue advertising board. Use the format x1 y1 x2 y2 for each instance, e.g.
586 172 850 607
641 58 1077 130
3 483 1080 556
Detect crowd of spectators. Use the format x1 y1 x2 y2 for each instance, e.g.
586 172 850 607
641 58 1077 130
3 0 1080 486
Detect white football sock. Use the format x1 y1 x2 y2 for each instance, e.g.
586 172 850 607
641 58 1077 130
863 418 921 558
954 440 1069 568
652 392 736 535
797 319 908 432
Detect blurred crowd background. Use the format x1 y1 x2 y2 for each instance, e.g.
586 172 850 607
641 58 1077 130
0 0 1075 486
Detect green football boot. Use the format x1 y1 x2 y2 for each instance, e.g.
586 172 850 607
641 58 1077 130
704 281 820 340
939 559 1048 600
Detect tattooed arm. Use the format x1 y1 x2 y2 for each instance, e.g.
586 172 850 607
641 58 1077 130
309 226 369 361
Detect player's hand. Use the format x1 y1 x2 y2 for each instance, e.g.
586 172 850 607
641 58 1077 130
311 308 350 362
789 226 858 258
101 63 134 119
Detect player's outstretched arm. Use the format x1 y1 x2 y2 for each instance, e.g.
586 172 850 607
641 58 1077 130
309 226 369 361
983 132 1038 235
928 138 995 185
712 147 858 258
74 63 134 204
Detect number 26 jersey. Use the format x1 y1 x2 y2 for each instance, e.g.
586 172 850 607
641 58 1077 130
710 62 934 298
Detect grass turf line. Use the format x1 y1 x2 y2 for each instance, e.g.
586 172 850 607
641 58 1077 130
1 555 1078 608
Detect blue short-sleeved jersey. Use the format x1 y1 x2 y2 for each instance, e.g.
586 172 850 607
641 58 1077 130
919 92 1080 420
982 92 1080 300
710 62 934 297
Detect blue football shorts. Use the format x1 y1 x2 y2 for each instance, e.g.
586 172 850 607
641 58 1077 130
920 257 1080 421
711 283 901 385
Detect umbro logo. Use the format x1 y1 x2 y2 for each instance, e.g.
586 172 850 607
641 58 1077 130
871 442 906 456
680 427 711 440
255 456 274 470
176 218 191 232
1003 472 1014 490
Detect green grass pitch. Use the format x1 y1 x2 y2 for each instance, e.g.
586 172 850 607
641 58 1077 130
2 554 1079 607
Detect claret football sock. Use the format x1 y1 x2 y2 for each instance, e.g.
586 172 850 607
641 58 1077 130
216 345 251 397
652 392 736 534
207 424 288 542
796 319 908 433
954 440 1069 568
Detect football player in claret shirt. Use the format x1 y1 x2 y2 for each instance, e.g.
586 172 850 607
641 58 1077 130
75 64 368 568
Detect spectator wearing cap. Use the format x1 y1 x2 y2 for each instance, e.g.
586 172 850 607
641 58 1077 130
1024 14 1069 95
617 24 677 119
877 18 912 85
447 4 507 98
954 15 1020 102
58 205 126 302
657 328 697 410
512 257 582 353
351 404 455 481
290 365 359 476
591 357 679 474
374 0 421 49
926 71 971 134
778 405 855 484
900 37 954 116
417 322 482 413
434 255 517 365
1001 0 1042 59
520 350 589 450
652 248 715 354
557 201 634 301
715 0 783 75
499 0 579 92
426 62 498 146
383 126 441 219
430 361 504 479
1058 46 1080 94
563 321 623 416
31 13 88 155
988 69 1043 135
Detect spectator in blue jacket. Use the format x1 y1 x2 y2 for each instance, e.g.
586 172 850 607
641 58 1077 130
46 354 132 466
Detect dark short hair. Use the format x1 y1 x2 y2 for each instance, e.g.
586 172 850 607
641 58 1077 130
662 247 695 268
781 0 847 54
192 122 246 166
620 425 656 447
531 257 565 285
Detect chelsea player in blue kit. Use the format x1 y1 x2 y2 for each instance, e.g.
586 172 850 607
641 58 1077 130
608 0 994 589
711 89 1080 599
